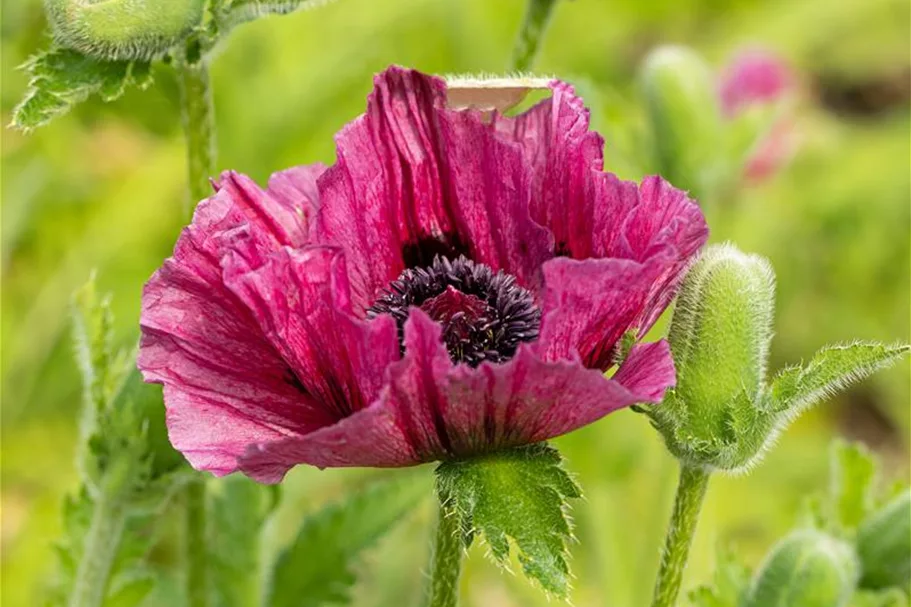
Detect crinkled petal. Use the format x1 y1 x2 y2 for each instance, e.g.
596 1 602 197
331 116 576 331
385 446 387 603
493 79 604 258
536 255 669 368
444 339 675 454
223 246 400 419
139 192 334 476
215 170 310 250
237 312 676 483
264 162 327 235
608 176 708 334
312 66 551 310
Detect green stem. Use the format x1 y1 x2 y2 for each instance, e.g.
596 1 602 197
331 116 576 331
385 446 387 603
510 0 559 72
651 464 711 607
178 54 216 219
177 42 215 607
184 478 209 607
426 499 464 607
67 491 128 607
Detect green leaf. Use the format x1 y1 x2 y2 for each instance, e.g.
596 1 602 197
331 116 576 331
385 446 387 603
853 589 909 607
770 342 910 416
217 0 338 31
71 276 116 458
830 440 878 531
11 47 152 132
266 475 426 607
856 490 911 591
435 444 581 598
209 476 277 607
687 547 750 607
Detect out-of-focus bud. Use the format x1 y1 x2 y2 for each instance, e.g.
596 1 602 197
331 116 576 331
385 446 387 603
718 48 798 182
44 0 206 61
743 530 859 607
640 244 910 473
856 490 911 590
640 46 725 201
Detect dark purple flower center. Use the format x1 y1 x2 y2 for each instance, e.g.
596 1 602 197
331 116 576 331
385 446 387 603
367 256 540 366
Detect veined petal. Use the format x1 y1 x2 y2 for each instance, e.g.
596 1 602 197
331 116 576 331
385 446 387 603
312 66 551 311
223 246 400 420
139 191 334 476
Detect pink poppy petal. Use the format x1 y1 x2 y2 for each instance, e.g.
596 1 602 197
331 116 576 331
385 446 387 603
312 66 550 310
223 246 400 419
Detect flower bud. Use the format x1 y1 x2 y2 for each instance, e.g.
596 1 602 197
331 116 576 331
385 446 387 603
643 244 777 471
640 46 725 200
857 490 911 590
743 530 859 607
44 0 206 61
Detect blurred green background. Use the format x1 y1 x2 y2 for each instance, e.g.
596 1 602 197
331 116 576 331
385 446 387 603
2 0 909 605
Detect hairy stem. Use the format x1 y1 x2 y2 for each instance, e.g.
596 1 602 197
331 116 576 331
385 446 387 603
184 478 209 607
651 464 711 607
67 491 127 607
178 54 216 220
178 47 215 607
510 0 559 72
426 499 464 607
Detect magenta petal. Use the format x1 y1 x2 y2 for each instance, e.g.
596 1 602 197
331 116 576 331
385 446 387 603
718 48 794 117
224 246 400 418
312 66 551 310
493 80 605 258
611 176 708 334
536 255 667 368
264 162 327 236
139 194 334 476
238 314 676 483
238 401 420 483
238 308 455 481
215 171 309 249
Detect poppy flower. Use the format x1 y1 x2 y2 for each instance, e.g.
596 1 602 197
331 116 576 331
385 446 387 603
718 48 798 181
138 66 708 483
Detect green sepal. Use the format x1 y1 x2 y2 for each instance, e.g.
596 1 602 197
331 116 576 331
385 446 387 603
435 443 581 598
265 474 426 607
11 47 153 132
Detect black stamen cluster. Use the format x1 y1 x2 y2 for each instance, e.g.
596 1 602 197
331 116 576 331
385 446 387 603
367 256 540 367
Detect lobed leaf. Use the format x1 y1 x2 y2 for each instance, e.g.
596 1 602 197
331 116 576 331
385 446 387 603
217 0 339 32
209 476 278 607
435 444 581 598
266 474 426 607
830 440 878 531
11 47 152 132
770 342 910 417
687 547 751 607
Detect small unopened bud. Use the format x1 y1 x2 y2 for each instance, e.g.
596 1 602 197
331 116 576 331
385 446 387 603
743 530 859 607
856 490 911 590
640 46 725 200
643 244 777 471
642 244 909 473
44 0 206 61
